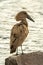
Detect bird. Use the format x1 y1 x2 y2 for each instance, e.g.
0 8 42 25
10 11 35 54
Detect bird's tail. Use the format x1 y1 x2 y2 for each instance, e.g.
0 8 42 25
10 45 16 53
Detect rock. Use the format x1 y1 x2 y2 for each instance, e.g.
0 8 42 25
5 51 43 65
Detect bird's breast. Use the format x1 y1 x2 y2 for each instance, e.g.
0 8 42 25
16 25 29 46
19 25 29 41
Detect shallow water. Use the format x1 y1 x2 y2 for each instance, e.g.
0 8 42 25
0 0 43 65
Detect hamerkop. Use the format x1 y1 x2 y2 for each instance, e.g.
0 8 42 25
10 11 35 54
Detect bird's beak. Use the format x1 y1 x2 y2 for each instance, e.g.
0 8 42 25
27 14 35 22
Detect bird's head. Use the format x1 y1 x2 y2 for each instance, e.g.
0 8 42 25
15 11 35 22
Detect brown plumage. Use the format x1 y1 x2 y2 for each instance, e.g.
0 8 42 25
10 11 35 54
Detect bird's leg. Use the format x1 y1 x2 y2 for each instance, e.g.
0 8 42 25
16 48 18 55
21 45 24 54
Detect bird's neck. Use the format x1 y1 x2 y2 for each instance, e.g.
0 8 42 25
21 19 28 27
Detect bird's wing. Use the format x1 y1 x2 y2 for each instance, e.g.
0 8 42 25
10 24 23 45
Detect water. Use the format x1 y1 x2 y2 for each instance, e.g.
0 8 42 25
0 0 43 65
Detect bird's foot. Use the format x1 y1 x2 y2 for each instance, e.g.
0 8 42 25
16 53 18 55
21 52 24 55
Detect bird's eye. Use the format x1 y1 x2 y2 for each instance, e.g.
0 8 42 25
24 12 27 15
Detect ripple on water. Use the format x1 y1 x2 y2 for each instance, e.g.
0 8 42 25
2 37 9 39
